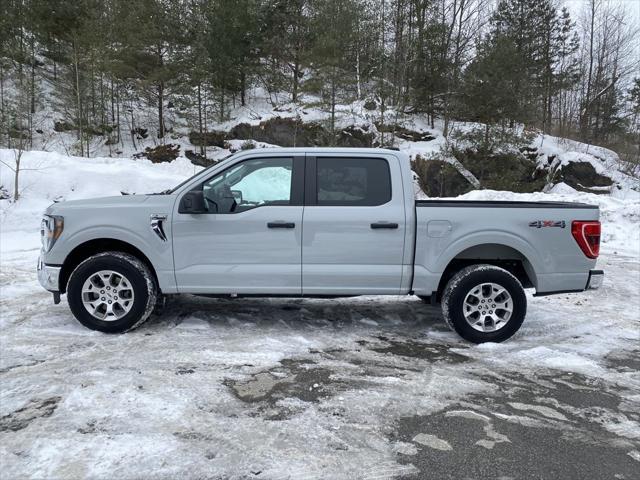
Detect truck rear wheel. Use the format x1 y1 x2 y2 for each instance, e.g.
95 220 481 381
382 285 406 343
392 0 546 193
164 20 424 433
441 264 526 343
67 252 157 333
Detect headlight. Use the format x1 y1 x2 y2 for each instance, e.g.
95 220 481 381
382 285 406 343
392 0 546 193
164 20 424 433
41 215 64 252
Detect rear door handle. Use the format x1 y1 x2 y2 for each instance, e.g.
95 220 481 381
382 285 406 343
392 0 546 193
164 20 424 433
268 222 295 229
371 222 399 229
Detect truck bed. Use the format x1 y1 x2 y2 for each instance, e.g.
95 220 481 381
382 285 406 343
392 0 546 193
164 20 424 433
411 199 600 297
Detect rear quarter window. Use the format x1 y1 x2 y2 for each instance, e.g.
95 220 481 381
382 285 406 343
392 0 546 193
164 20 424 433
316 157 391 206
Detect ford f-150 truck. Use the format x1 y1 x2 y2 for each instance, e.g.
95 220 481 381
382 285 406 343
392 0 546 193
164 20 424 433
38 148 603 343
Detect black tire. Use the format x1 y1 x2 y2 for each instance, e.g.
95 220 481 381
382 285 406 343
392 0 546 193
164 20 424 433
67 252 158 333
441 264 526 343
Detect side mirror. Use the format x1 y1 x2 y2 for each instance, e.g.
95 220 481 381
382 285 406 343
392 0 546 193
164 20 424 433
231 189 243 204
178 190 207 214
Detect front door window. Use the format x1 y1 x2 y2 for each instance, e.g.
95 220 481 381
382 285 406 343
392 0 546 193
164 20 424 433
202 157 293 213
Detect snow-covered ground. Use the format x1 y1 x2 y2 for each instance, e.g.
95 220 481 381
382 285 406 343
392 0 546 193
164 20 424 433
1 149 639 478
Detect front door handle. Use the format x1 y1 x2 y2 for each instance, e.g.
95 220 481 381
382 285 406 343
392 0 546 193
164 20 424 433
268 221 295 229
371 222 399 229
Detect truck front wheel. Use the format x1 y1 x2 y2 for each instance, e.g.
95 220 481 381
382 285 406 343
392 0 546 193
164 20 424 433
67 252 158 333
441 265 526 343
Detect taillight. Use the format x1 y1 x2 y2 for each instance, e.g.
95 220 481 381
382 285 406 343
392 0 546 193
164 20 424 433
571 220 601 259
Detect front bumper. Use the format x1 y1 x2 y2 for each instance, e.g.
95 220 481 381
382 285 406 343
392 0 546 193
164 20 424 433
586 269 604 290
37 256 61 292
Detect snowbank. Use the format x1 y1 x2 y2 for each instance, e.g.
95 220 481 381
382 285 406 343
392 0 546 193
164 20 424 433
456 188 640 256
0 149 198 236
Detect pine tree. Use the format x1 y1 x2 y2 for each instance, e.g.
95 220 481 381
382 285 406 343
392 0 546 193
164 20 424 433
111 0 186 140
307 0 359 139
259 0 310 103
463 33 526 134
205 0 260 121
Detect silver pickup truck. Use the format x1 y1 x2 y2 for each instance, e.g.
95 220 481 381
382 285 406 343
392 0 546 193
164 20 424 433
38 148 603 343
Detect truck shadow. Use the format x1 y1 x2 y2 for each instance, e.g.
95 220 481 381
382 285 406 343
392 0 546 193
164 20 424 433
156 293 447 333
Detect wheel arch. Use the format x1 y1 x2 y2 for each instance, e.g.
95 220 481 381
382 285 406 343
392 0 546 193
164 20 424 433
435 243 537 301
59 238 159 294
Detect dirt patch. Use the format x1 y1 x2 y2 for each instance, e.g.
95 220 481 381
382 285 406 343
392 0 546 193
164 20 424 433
604 350 640 373
0 359 46 374
370 338 469 364
225 359 340 406
176 366 197 375
0 397 61 432
478 370 624 411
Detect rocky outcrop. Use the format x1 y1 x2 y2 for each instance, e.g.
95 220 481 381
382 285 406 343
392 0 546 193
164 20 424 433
554 162 613 194
53 120 75 132
186 118 619 196
184 149 217 167
230 117 331 147
188 130 227 148
336 125 376 148
412 156 474 197
377 124 435 142
455 149 548 193
133 144 180 163
192 117 378 149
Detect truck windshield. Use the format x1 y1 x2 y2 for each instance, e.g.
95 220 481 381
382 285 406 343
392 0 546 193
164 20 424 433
166 153 234 194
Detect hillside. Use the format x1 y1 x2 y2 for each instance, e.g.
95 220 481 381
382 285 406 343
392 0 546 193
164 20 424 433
4 84 639 200
2 88 639 254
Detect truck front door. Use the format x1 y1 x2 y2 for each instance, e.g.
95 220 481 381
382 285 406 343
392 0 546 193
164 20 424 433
172 155 304 294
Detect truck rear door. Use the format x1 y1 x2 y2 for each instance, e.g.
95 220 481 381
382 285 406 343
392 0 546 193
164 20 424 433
302 153 406 295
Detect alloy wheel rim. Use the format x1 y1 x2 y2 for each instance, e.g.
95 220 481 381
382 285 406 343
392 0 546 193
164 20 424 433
462 282 513 332
81 270 135 321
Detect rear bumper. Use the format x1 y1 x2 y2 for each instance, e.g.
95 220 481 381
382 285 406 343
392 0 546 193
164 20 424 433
586 269 604 290
37 256 61 292
534 269 604 296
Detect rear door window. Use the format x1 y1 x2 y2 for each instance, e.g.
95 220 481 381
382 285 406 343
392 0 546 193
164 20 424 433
316 157 391 206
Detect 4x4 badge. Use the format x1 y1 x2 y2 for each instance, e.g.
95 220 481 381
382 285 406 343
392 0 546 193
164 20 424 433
529 220 566 228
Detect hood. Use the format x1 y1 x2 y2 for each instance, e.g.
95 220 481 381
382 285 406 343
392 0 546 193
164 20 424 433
45 195 152 214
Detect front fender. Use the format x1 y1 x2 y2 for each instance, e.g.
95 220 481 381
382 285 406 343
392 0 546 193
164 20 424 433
47 227 176 294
